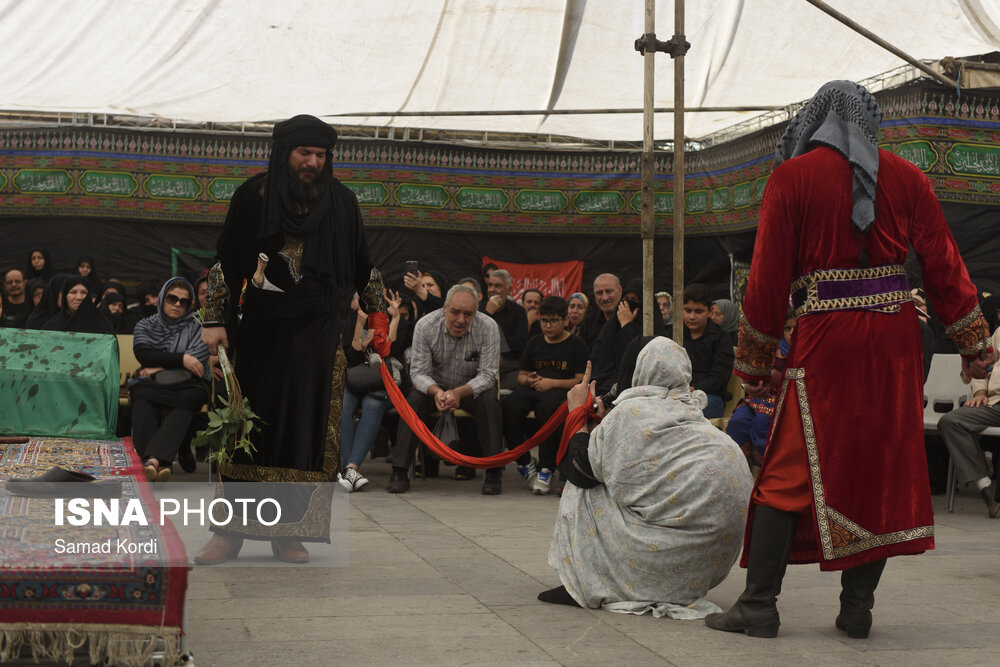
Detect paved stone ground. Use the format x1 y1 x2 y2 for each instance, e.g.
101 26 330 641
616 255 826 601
178 459 1000 666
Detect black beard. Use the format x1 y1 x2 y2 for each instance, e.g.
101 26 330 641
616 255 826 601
287 167 329 208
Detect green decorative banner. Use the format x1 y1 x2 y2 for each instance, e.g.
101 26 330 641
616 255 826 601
0 171 6 191
14 169 71 194
686 190 708 214
896 141 937 172
455 187 508 211
344 181 389 205
732 182 752 209
754 177 769 203
80 170 137 196
574 191 624 214
515 189 567 213
395 183 447 208
145 175 201 200
945 143 1000 178
710 187 729 212
629 191 674 214
207 177 243 202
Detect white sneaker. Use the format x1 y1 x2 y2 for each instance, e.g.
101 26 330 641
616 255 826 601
338 470 355 492
352 470 370 491
532 468 552 495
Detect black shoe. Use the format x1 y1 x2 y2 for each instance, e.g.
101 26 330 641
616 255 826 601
455 466 476 480
704 505 798 638
414 458 440 479
482 470 502 495
538 585 580 607
5 466 122 498
981 484 1000 518
836 558 886 639
177 444 197 473
387 468 410 494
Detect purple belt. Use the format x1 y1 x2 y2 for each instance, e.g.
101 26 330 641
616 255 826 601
790 265 911 317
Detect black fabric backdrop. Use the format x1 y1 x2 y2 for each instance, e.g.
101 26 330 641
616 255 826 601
1 200 995 304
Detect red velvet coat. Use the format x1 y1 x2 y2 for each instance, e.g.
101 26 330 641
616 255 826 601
736 147 989 571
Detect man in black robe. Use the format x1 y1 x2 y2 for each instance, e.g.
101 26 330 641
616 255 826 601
196 115 372 565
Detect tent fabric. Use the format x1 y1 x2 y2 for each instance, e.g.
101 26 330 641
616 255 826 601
0 329 119 440
1 1 999 141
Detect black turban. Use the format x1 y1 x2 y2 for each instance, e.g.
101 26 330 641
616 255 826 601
272 114 338 149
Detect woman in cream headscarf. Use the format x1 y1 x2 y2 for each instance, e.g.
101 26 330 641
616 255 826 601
542 337 753 618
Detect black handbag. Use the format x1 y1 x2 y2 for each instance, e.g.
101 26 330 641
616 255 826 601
152 368 196 386
345 363 385 393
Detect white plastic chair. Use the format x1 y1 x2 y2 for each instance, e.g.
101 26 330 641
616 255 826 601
923 354 1000 511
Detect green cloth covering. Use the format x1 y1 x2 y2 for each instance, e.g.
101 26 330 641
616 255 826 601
0 329 118 440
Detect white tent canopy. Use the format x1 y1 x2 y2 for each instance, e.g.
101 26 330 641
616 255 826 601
2 0 1000 142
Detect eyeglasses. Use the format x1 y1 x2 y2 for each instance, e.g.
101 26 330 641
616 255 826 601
164 294 191 307
539 317 564 326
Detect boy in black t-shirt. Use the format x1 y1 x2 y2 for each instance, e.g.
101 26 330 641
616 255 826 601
503 296 589 494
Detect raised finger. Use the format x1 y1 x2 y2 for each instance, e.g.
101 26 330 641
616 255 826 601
581 360 592 384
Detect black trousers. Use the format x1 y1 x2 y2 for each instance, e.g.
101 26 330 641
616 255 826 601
130 381 208 465
502 386 565 470
392 388 503 472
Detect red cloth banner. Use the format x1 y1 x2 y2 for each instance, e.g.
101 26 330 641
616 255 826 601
483 256 583 303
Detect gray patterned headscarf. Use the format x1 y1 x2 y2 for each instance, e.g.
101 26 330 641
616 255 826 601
776 80 882 231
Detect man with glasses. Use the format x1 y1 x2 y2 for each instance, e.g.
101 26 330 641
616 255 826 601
502 296 588 494
483 268 529 390
387 284 504 495
2 268 28 328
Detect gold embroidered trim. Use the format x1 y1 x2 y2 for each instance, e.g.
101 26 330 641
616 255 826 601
202 261 228 324
279 233 305 284
789 366 935 561
791 265 910 318
945 304 990 356
735 312 779 378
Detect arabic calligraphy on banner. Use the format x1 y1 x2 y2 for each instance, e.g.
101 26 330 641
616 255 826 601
515 189 567 213
344 181 389 205
145 175 201 200
455 187 507 211
208 178 244 202
14 169 71 194
80 171 137 196
395 183 447 208
574 191 624 214
946 143 1000 177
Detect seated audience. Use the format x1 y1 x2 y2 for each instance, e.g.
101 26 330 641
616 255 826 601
403 269 446 320
2 269 29 328
99 291 131 335
387 284 503 495
682 283 734 419
541 338 753 615
15 278 47 328
483 268 529 390
76 256 102 298
577 273 621 348
25 274 68 330
710 298 740 343
591 278 666 396
656 291 673 326
194 275 209 310
127 281 161 331
937 317 1000 517
129 278 211 482
25 248 54 282
503 296 588 494
522 287 544 337
340 291 403 492
42 276 114 334
566 292 589 335
726 308 796 468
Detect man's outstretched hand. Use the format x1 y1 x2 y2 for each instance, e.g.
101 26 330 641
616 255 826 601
201 327 228 355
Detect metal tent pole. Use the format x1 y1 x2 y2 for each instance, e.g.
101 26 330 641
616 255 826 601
640 0 656 337
671 0 686 344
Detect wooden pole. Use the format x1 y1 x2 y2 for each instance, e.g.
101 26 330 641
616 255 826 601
640 0 655 337
671 0 685 344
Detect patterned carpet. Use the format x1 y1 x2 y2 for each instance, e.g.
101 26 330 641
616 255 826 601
0 437 187 666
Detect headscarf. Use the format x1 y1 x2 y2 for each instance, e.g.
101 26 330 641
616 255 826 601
99 291 129 334
776 80 881 232
76 255 103 296
25 273 68 329
42 275 114 335
258 114 342 290
101 279 127 302
134 281 161 318
614 337 706 411
194 275 209 309
12 278 46 328
713 299 739 335
25 247 53 281
568 292 589 310
133 277 210 381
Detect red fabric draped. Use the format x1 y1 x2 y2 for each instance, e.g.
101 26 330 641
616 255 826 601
367 312 391 357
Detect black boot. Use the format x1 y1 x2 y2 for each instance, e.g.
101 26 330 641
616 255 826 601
705 505 798 638
835 558 886 639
